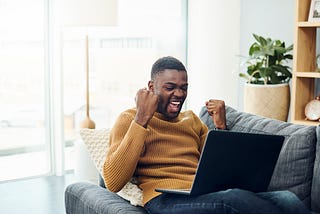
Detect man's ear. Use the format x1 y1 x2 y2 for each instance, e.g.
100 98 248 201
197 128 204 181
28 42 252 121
148 81 154 91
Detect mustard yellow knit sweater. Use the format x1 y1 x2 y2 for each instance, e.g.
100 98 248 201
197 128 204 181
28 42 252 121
104 108 209 205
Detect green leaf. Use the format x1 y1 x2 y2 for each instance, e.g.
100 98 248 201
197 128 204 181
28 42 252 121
239 34 293 84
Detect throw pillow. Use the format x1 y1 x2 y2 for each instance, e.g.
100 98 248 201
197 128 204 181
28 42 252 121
79 128 143 206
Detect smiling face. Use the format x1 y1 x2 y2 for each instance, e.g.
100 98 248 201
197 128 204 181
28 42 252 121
148 69 188 119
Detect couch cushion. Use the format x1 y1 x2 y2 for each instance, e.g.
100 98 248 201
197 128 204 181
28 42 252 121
65 182 147 213
200 106 317 209
79 128 143 206
311 125 320 212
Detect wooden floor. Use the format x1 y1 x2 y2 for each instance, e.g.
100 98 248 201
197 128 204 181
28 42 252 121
0 173 75 214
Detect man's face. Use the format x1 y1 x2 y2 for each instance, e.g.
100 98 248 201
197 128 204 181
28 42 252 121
148 69 188 119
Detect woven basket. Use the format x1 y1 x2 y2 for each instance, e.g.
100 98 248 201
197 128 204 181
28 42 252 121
244 83 290 121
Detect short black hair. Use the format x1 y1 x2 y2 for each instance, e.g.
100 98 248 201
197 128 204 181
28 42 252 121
151 56 187 80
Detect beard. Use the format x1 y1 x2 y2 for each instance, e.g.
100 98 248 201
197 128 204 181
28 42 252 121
157 96 183 119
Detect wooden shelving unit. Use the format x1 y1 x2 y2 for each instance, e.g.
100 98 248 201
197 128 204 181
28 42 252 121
291 0 320 126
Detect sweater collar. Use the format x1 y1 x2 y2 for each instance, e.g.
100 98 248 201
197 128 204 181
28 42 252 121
153 111 181 123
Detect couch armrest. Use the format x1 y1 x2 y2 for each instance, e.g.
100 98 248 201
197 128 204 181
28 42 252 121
65 182 146 214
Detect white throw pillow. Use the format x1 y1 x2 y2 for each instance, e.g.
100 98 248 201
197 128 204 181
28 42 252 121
79 128 143 206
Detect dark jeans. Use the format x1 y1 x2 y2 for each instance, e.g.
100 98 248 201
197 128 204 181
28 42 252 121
144 189 310 214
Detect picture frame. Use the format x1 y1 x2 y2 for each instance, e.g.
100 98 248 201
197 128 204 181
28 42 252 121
308 0 320 22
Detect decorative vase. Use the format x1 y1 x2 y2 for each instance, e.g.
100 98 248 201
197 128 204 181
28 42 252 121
243 83 290 121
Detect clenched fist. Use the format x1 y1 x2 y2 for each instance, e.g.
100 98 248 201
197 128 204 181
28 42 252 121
134 88 159 128
205 99 227 130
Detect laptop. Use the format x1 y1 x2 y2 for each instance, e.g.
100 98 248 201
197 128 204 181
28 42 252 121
155 129 285 196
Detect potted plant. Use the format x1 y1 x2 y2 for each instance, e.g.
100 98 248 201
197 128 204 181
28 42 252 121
239 34 293 121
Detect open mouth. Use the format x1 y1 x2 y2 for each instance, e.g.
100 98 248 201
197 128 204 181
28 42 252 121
168 101 181 112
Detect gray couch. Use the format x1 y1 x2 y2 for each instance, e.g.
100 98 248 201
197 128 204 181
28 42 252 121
65 106 320 214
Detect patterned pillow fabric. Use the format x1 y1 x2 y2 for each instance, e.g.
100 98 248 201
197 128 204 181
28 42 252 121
79 128 143 206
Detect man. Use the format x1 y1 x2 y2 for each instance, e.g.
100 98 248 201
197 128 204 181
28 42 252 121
104 56 309 214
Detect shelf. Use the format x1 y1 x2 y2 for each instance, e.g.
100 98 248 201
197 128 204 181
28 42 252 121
297 21 320 27
294 72 320 78
291 119 319 126
292 0 319 126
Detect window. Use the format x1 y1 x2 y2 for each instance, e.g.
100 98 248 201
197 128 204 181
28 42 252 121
0 0 187 181
0 0 50 181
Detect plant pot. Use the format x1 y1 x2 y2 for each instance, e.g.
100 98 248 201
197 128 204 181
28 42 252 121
243 83 290 121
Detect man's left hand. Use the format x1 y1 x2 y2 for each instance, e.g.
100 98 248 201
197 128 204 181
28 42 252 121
205 99 226 130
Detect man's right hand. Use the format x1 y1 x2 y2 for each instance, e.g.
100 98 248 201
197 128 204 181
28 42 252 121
134 88 159 128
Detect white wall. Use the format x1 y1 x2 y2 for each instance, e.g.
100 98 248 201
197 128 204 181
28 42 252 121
238 0 294 111
187 0 294 113
187 0 240 114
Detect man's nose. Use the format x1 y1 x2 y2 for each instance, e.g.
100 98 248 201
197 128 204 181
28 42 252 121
174 88 185 97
